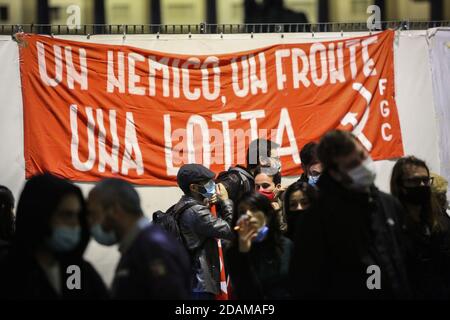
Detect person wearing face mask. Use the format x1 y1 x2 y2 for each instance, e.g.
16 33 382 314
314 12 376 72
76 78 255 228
391 157 450 299
254 166 287 233
225 192 293 300
171 164 233 300
282 181 318 241
0 174 108 300
87 178 191 300
292 130 412 299
215 139 280 204
298 142 323 187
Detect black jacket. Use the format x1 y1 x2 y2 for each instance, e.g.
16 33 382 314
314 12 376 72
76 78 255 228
226 236 293 300
0 239 9 264
291 172 412 299
176 195 234 295
402 213 450 299
0 251 108 300
111 223 191 300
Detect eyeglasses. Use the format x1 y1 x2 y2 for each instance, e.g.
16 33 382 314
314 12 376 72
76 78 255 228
402 176 434 187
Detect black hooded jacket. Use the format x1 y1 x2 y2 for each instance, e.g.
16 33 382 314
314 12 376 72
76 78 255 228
0 174 108 300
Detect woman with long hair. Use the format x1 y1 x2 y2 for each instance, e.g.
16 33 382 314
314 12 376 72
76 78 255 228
391 156 450 299
282 181 318 241
0 173 108 299
225 192 293 300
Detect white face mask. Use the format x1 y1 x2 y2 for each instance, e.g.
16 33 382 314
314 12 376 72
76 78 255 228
347 157 377 190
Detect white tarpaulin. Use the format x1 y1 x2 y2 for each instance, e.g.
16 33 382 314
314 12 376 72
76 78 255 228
0 30 444 286
428 28 450 199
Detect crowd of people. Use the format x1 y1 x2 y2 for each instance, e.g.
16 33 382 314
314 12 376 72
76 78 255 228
0 130 449 300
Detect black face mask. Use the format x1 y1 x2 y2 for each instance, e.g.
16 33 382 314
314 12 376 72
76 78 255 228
401 186 431 205
289 209 307 216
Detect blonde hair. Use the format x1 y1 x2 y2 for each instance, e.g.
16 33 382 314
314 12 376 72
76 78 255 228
431 172 448 195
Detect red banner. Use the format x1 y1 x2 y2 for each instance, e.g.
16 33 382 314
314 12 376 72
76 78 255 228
18 31 403 185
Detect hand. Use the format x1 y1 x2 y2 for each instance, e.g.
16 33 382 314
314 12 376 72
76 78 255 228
216 183 229 201
236 215 259 253
274 186 284 200
203 195 217 207
203 183 228 207
271 201 281 211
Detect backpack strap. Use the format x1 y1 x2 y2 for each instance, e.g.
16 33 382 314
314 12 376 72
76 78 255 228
172 202 197 221
173 202 210 260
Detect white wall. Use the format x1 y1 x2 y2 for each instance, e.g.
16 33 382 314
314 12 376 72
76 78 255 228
0 30 442 286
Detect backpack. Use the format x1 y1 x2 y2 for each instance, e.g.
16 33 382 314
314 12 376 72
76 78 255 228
153 203 207 268
152 202 194 247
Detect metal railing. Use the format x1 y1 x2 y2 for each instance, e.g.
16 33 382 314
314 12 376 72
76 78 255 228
1 21 449 36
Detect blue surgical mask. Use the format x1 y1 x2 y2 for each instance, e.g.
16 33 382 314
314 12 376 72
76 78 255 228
252 225 269 243
47 226 81 253
199 180 216 199
308 175 320 186
91 224 118 246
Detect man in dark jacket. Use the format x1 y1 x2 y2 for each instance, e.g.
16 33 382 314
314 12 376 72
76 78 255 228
88 178 191 299
292 130 411 299
175 164 234 300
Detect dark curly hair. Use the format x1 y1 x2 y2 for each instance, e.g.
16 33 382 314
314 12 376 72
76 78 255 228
254 165 282 185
